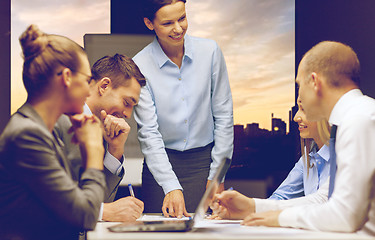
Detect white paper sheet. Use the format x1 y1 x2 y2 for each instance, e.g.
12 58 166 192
137 214 192 221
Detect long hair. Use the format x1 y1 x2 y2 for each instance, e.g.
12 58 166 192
301 119 330 175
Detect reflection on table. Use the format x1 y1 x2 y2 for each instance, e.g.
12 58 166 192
88 218 373 240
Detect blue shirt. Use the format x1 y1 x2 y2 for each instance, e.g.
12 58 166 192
133 35 234 194
269 144 330 200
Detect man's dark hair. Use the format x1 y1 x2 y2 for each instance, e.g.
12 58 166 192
91 54 146 88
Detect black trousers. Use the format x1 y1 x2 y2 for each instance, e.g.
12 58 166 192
141 142 213 213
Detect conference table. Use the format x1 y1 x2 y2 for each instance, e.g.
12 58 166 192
88 218 374 240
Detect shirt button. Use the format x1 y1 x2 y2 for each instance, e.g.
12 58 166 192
179 78 182 81
182 98 184 101
183 139 186 142
184 120 187 124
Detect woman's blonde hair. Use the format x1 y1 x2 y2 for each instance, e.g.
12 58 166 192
19 24 86 100
301 119 330 175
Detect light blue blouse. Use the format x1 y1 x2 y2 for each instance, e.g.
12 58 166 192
133 35 234 194
269 144 330 200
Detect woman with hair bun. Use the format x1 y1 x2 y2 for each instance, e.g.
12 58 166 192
0 25 105 240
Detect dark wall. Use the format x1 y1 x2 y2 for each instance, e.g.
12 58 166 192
111 0 151 34
296 0 375 98
0 0 10 133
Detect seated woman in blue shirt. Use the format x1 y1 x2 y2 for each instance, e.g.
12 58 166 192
269 98 331 200
210 98 332 219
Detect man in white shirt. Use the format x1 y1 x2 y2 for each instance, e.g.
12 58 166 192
55 54 145 222
211 41 375 235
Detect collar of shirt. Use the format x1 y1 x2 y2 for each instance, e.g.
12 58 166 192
329 89 363 127
151 35 193 68
309 144 330 167
83 103 92 115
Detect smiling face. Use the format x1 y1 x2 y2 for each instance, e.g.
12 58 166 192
294 98 318 140
92 76 141 120
144 1 188 50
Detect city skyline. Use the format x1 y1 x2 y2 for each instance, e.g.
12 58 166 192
11 0 295 130
234 105 294 135
187 0 295 130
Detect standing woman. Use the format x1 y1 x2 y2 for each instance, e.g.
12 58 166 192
0 25 105 240
134 0 233 217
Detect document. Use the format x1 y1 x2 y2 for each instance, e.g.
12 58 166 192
137 214 191 221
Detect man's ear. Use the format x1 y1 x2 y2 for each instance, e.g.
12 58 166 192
144 17 154 31
61 68 72 87
98 77 111 96
311 72 323 96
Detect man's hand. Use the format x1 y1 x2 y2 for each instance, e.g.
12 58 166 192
242 210 282 227
162 190 191 218
100 110 130 160
102 197 144 222
210 190 255 220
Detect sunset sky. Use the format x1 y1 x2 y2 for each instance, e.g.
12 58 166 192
11 0 295 130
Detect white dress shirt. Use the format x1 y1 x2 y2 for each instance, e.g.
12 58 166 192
279 89 375 235
255 179 329 212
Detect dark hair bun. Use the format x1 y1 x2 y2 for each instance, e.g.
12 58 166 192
19 24 48 60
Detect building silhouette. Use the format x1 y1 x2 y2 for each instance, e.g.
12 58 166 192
228 105 299 196
271 113 287 136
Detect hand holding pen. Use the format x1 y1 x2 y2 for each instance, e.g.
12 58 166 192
209 187 255 220
207 187 233 219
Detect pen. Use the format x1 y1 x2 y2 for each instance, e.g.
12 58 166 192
128 184 135 197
